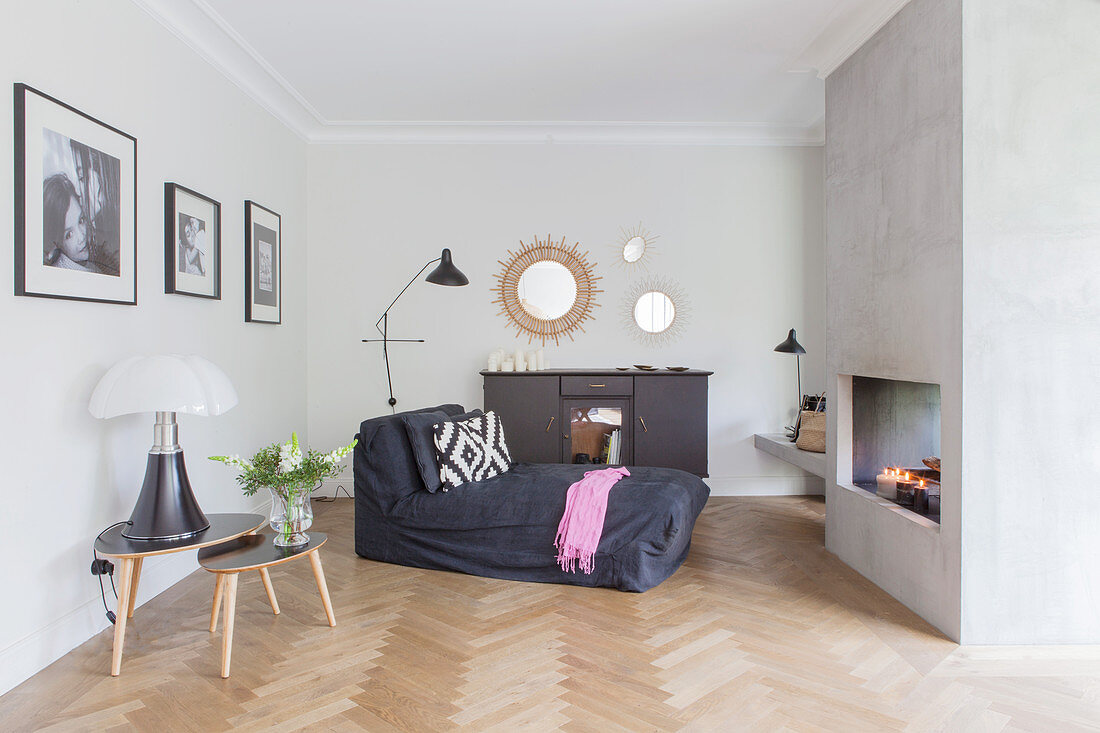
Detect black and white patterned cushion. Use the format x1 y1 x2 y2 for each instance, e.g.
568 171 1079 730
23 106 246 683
432 410 512 490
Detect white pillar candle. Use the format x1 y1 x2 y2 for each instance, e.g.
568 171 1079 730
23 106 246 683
502 358 514 372
876 469 897 501
527 351 537 371
536 349 545 370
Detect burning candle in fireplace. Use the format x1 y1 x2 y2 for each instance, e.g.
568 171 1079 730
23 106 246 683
876 468 897 500
914 478 929 514
895 471 917 506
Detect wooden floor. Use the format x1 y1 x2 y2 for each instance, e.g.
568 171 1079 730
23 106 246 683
4 497 1100 732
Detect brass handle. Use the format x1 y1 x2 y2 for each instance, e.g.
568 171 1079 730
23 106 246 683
639 417 648 433
544 416 555 432
589 384 605 388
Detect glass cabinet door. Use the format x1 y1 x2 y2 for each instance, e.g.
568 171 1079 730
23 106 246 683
562 398 631 466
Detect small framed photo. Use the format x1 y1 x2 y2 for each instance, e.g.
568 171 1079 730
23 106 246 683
165 183 220 299
14 83 136 305
244 200 281 324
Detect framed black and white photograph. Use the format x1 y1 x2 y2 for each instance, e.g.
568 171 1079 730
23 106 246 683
14 83 136 305
165 183 220 299
244 200 281 324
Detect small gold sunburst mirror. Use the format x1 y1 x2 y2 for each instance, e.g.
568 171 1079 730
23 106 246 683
613 223 659 270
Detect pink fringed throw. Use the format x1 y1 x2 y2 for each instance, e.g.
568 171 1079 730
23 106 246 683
554 466 630 574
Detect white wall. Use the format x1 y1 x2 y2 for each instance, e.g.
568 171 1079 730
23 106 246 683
825 0 963 640
306 144 825 497
0 0 308 694
961 0 1100 643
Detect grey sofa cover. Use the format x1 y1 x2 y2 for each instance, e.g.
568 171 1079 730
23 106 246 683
353 405 709 592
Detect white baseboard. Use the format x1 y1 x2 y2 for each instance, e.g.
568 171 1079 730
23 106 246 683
705 475 825 497
315 478 354 499
0 495 272 697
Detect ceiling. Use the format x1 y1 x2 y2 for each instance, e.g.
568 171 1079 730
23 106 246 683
135 0 910 143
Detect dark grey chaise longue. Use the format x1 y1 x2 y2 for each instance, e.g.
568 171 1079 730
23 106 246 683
353 404 709 591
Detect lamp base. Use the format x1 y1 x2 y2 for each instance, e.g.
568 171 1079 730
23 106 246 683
122 450 209 540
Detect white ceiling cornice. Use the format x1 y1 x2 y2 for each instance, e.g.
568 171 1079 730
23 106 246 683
790 0 912 79
309 121 825 146
132 0 321 139
133 0 899 145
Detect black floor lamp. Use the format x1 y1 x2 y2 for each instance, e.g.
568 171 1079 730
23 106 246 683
774 328 806 441
362 248 468 413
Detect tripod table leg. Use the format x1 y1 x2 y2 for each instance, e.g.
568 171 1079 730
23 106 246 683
110 557 135 676
308 551 336 627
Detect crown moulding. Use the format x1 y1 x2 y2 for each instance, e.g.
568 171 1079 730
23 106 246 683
306 121 825 146
790 0 913 79
132 0 897 146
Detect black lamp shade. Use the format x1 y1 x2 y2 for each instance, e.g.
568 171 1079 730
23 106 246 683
425 248 469 286
774 328 806 354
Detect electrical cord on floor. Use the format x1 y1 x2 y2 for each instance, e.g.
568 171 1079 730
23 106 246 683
91 520 131 625
315 484 352 502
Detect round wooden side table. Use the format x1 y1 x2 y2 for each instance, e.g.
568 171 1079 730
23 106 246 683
198 531 335 678
93 513 267 676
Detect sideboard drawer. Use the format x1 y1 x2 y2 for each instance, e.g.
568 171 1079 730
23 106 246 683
561 376 633 396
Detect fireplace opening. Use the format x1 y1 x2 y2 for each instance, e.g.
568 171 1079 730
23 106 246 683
851 376 941 523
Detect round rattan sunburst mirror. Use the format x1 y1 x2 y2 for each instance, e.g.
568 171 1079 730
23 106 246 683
621 276 690 346
611 222 659 271
493 235 603 345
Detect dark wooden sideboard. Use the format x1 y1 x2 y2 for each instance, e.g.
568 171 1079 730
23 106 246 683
481 369 711 477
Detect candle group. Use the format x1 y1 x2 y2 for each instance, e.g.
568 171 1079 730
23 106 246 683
486 346 546 372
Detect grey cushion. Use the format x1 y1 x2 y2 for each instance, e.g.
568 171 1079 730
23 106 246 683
401 408 482 492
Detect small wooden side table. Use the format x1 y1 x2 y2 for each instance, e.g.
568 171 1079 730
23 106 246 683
93 513 267 676
198 531 335 678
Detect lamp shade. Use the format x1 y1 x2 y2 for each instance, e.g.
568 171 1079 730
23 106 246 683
89 355 238 419
425 248 469 286
773 329 806 355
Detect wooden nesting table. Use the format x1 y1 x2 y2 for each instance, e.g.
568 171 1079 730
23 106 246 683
93 513 267 676
198 531 335 678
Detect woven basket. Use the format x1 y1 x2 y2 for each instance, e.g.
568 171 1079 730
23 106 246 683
795 411 826 453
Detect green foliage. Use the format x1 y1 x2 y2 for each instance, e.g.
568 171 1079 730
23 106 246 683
210 432 357 501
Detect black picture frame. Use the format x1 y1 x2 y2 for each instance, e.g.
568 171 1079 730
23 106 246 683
244 200 281 324
165 183 221 299
14 83 137 305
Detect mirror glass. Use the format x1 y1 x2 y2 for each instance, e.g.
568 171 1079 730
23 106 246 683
633 291 675 333
518 260 577 320
623 236 646 263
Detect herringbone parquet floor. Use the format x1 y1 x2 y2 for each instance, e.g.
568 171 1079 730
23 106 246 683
3 497 1100 731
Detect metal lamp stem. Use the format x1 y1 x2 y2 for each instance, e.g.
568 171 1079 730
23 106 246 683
796 354 802 414
363 257 441 414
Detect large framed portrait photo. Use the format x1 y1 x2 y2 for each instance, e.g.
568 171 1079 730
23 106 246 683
165 183 220 299
14 84 136 305
244 200 281 324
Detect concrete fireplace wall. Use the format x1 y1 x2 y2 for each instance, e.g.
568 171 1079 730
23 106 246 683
827 0 1100 643
825 0 963 639
960 0 1100 643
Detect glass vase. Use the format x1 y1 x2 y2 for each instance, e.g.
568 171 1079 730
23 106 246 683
269 487 313 547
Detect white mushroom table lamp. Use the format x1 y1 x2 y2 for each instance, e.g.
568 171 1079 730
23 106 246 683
89 355 238 540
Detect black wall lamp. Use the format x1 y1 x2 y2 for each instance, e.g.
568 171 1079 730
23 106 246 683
362 248 468 413
774 328 806 440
